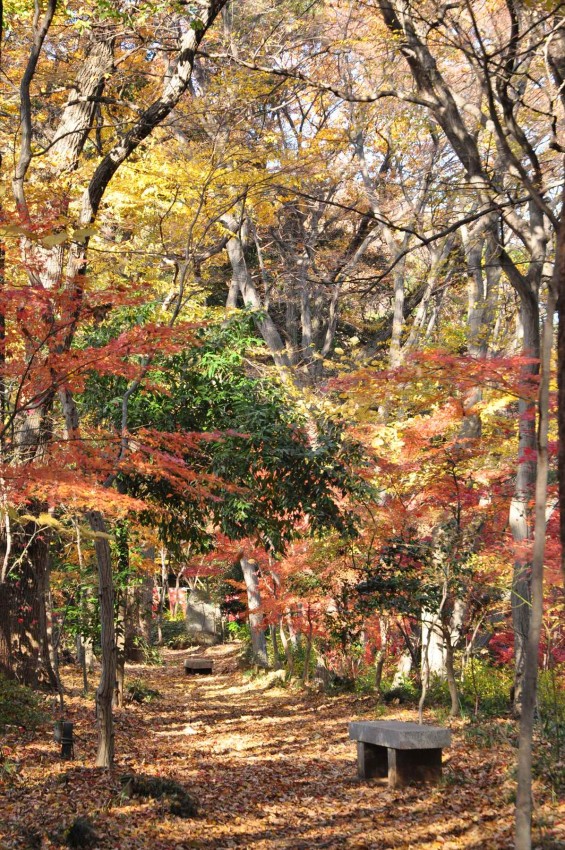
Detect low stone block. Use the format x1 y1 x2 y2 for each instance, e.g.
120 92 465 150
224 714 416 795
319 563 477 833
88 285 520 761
349 721 451 787
184 657 213 675
349 720 451 750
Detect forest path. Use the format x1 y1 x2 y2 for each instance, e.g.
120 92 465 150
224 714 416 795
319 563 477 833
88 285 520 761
103 647 514 849
0 647 534 849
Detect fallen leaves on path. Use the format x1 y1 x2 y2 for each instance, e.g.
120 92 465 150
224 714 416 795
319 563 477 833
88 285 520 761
1 647 563 849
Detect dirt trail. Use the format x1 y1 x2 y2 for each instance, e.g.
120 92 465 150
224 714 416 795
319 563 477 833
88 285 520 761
101 647 514 849
0 646 546 849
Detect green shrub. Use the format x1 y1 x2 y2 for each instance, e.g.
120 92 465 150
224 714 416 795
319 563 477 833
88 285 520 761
163 608 186 623
381 676 420 705
538 666 565 734
167 634 194 650
226 621 250 642
426 674 452 708
464 719 517 750
155 619 191 648
354 669 377 694
131 637 162 665
0 675 47 732
126 678 161 704
461 658 512 715
535 666 565 794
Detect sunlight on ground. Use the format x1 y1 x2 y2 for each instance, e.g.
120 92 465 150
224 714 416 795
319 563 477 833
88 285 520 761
1 647 562 849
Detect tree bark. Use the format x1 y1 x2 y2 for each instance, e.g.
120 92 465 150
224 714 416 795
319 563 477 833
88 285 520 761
270 624 281 669
515 270 557 850
548 22 565 589
0 581 12 678
279 619 294 675
240 556 268 668
510 296 541 714
443 632 460 718
88 511 116 769
222 213 292 372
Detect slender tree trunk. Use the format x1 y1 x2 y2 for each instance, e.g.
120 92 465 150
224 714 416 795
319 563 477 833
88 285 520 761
443 632 460 718
114 520 130 707
557 206 565 585
374 618 389 693
511 298 541 715
549 29 565 592
515 279 556 850
88 510 116 769
0 581 12 677
172 571 181 619
36 545 63 708
77 634 88 694
114 591 126 709
302 618 314 685
12 531 43 687
279 619 294 675
240 557 268 668
286 610 300 648
137 573 154 649
156 547 168 644
270 624 281 669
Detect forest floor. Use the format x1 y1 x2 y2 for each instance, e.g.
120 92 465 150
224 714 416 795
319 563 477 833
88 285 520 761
1 645 564 850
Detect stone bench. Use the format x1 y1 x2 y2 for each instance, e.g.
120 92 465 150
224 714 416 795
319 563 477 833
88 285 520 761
184 657 213 675
349 720 451 787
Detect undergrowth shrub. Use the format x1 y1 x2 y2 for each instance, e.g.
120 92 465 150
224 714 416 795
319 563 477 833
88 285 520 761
354 669 377 694
164 609 186 622
132 638 162 665
535 666 565 794
154 619 193 648
461 658 513 715
226 621 250 643
381 676 420 705
126 678 161 704
0 675 47 731
464 719 517 750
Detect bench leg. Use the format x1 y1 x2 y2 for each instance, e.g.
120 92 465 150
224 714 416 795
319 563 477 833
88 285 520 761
357 742 388 780
387 747 443 787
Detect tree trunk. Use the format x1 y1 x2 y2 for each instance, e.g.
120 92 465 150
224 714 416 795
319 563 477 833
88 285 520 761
515 273 556 850
114 591 126 709
172 571 181 619
270 624 281 669
11 529 43 687
137 573 154 649
510 297 540 715
77 634 88 694
302 619 314 685
222 213 291 373
36 545 63 708
0 581 12 678
240 557 268 668
374 618 389 693
548 20 565 592
156 548 168 644
88 510 116 769
279 619 294 675
443 632 460 718
421 610 445 679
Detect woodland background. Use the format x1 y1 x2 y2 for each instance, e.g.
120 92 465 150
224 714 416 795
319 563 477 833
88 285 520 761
0 1 564 848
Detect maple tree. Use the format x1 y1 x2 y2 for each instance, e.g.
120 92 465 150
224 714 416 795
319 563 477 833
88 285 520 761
1 2 564 847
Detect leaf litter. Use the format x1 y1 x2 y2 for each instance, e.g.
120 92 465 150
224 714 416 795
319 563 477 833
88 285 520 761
1 646 563 850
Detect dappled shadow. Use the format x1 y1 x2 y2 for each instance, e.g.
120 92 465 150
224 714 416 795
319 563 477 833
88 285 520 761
1 649 520 850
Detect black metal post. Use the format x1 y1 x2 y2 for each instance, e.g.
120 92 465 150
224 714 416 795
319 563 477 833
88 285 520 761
54 720 74 759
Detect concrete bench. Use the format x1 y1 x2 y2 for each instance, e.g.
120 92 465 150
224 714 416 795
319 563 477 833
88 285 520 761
349 720 451 787
184 657 213 675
